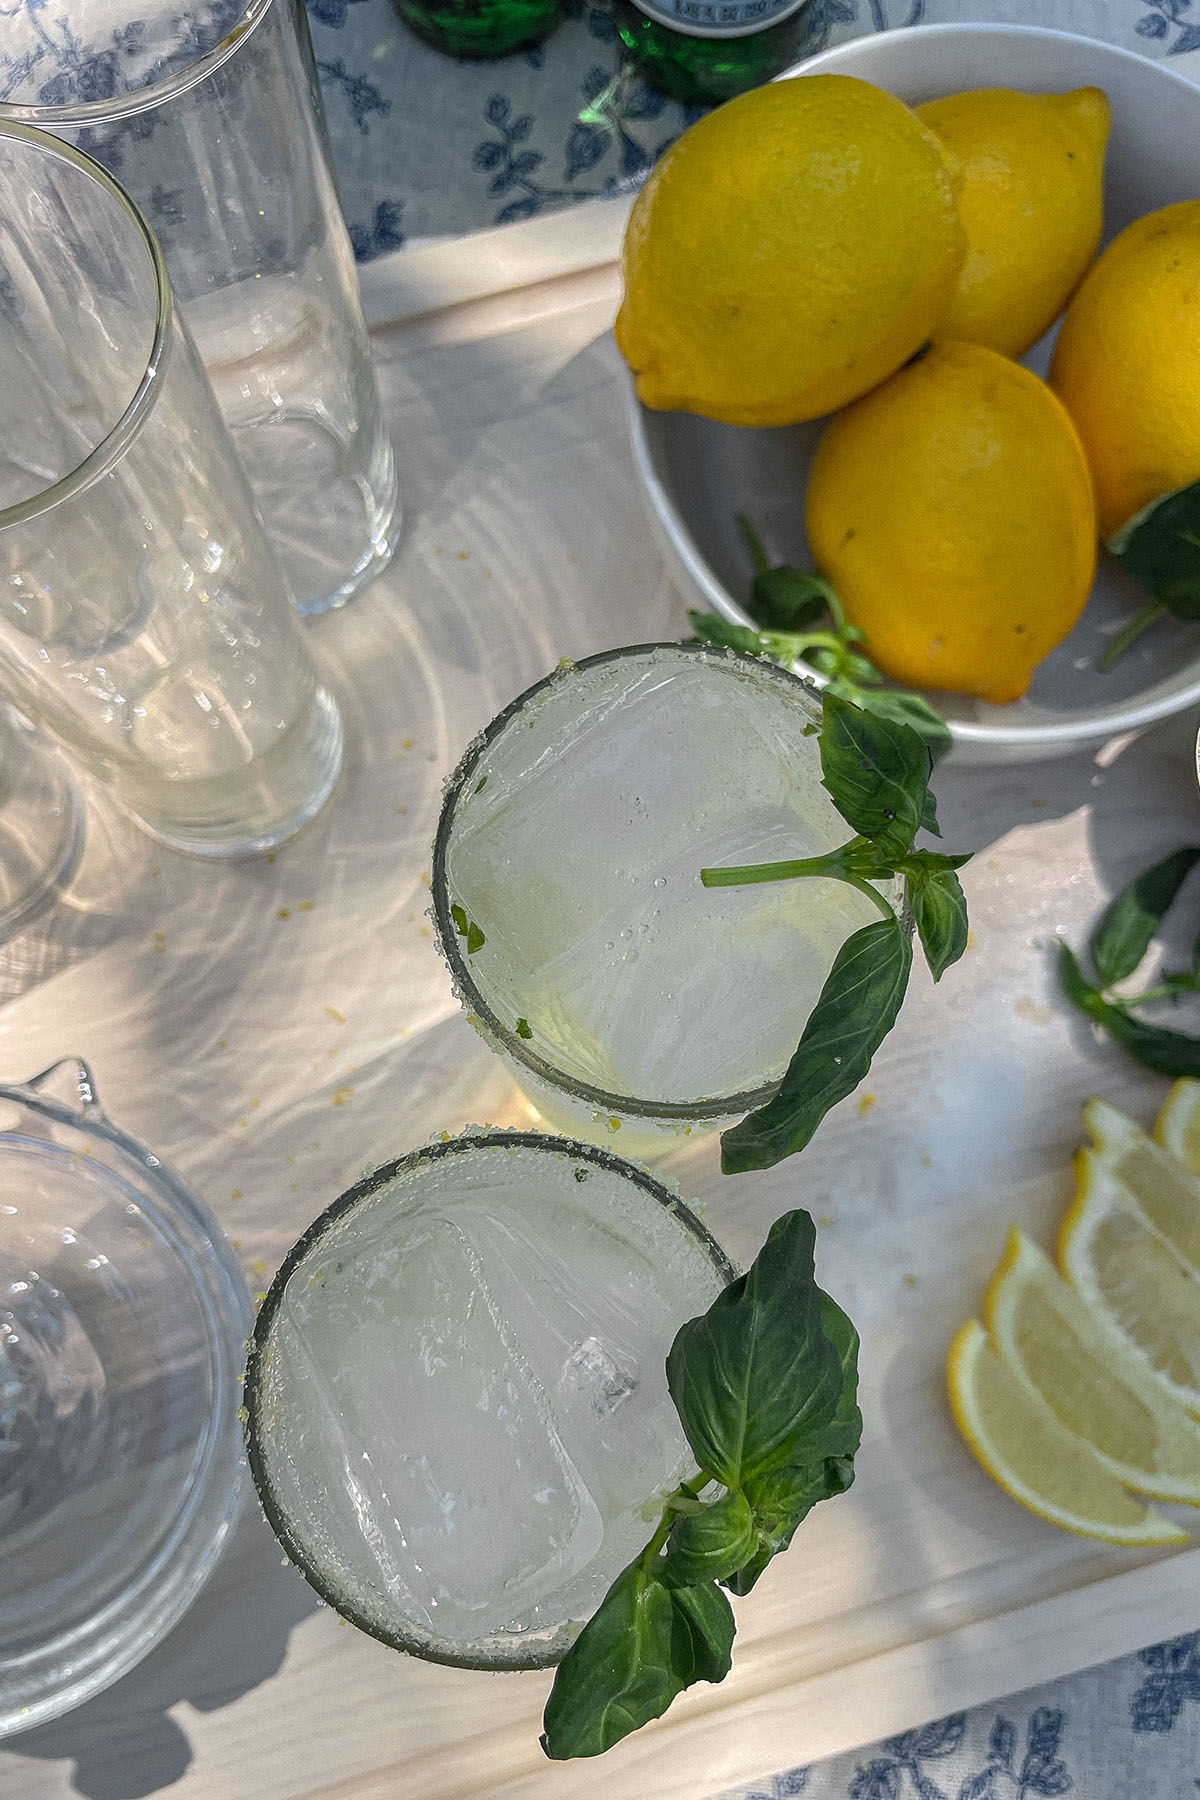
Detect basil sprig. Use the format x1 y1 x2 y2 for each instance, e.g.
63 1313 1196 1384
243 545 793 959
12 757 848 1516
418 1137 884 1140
702 690 970 1174
688 516 952 764
1100 479 1200 671
1059 845 1200 1074
541 1209 859 1760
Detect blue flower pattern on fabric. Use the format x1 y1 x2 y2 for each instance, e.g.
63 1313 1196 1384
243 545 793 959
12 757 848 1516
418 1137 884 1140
1132 1632 1200 1732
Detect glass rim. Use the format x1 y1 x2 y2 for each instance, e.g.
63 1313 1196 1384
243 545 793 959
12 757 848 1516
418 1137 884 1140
431 639 827 1125
0 0 276 127
241 1127 737 1671
0 120 172 531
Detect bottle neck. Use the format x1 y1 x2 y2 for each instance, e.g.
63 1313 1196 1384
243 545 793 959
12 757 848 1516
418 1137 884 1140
625 0 811 37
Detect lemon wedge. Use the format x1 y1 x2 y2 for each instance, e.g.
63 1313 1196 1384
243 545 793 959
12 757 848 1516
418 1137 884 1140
1060 1133 1200 1418
947 1319 1187 1545
985 1226 1200 1503
1082 1096 1200 1274
1155 1077 1200 1178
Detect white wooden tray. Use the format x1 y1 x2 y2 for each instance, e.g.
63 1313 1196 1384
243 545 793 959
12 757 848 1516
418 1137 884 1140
3 193 1200 1800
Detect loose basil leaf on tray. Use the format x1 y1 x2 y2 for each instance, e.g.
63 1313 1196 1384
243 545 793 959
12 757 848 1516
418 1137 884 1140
540 1210 860 1762
700 693 971 1174
1059 846 1200 1076
1088 846 1200 988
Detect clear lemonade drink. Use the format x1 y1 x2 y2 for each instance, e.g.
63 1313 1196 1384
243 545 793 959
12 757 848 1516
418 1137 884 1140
244 1133 733 1668
433 643 900 1148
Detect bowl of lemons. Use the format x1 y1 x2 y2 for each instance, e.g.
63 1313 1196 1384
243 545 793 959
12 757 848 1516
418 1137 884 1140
624 24 1200 762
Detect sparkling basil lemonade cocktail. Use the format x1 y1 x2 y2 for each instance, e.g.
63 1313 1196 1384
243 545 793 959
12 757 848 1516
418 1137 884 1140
432 643 903 1150
243 1132 734 1668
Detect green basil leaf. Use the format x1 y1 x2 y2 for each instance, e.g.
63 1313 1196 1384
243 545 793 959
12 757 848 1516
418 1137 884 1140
687 610 773 657
665 1210 841 1491
449 903 485 956
1059 941 1200 1076
1085 1001 1200 1078
1108 478 1200 620
724 1291 863 1595
665 1487 757 1586
721 916 913 1173
540 1560 734 1760
750 565 832 631
1058 941 1110 1022
829 681 953 769
819 692 930 860
905 863 970 981
1089 847 1200 987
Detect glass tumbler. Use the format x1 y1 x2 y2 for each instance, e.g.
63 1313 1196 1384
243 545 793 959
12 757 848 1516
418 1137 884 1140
0 708 83 940
0 122 343 858
0 0 399 618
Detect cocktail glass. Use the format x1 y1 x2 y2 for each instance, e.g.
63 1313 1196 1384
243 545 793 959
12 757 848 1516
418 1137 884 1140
243 1130 734 1669
431 642 903 1154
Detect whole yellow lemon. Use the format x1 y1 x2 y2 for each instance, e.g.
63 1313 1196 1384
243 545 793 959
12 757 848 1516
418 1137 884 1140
916 85 1110 359
1049 199 1200 540
615 76 964 428
805 341 1097 704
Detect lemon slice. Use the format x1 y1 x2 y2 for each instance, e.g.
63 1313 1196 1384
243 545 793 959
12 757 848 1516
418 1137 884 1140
1060 1148 1200 1416
985 1227 1200 1504
947 1319 1187 1545
1155 1077 1200 1178
1082 1096 1200 1274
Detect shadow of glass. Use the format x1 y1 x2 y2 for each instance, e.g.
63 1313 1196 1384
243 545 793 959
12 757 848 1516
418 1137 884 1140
1 1506 318 1800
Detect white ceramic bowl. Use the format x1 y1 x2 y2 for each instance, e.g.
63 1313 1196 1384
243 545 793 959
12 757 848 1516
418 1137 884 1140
628 25 1200 763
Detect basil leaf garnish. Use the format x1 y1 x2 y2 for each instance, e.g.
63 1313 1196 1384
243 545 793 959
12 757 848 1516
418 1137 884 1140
818 692 930 860
699 686 969 1173
666 1209 840 1488
541 1210 859 1761
720 917 914 1174
540 1558 734 1760
898 854 972 982
665 1487 757 1586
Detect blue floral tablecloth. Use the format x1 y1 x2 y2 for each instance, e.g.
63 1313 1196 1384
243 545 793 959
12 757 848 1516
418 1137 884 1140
308 0 1200 251
304 2 1200 1792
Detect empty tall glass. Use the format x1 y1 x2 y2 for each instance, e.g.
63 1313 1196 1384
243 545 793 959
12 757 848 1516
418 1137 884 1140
0 0 399 617
0 708 82 939
0 122 342 856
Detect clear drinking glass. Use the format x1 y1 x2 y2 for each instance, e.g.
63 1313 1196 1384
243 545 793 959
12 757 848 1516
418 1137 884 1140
0 1057 252 1735
432 642 903 1153
243 1130 734 1670
0 708 82 940
0 121 343 857
0 0 399 618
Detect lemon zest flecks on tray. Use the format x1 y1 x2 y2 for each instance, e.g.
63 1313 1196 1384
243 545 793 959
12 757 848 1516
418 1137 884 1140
947 1077 1200 1542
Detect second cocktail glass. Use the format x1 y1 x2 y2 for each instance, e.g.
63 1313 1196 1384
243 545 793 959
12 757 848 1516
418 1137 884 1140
432 642 902 1152
243 1131 734 1669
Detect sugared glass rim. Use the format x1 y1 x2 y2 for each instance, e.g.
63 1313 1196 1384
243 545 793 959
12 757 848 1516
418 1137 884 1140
431 640 832 1127
241 1128 737 1671
0 121 172 531
0 0 274 127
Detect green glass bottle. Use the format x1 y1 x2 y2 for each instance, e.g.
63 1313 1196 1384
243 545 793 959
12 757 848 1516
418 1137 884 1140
394 0 565 58
612 0 823 105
